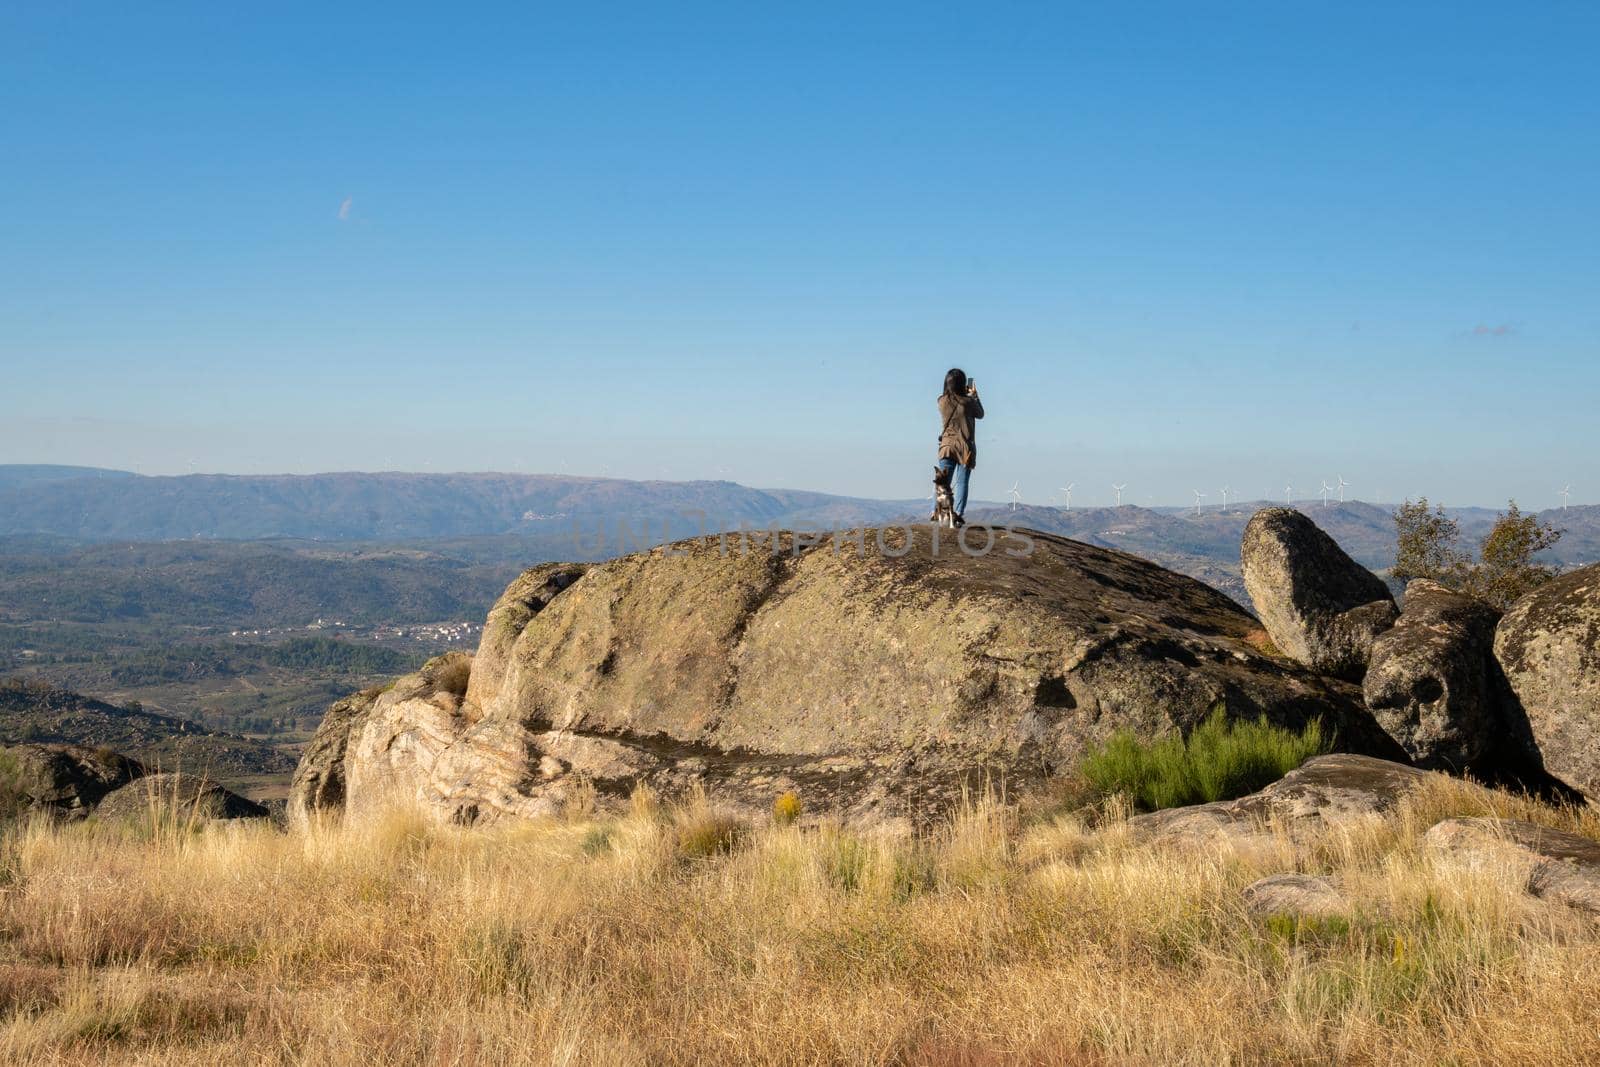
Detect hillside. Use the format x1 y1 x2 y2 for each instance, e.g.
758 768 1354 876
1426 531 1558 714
1 466 1590 579
0 537 517 627
0 677 293 776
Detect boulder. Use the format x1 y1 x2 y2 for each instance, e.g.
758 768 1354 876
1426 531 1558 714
1241 507 1398 680
344 651 476 818
95 772 268 822
287 685 386 827
0 743 145 818
1493 564 1600 794
1425 817 1600 915
1363 579 1502 770
1241 874 1349 918
305 528 1398 826
1132 753 1430 843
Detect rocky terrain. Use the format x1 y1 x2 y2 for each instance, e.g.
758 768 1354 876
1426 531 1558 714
0 678 293 776
293 512 1600 828
1133 751 1600 920
11 515 1600 1064
0 741 265 822
292 525 1405 827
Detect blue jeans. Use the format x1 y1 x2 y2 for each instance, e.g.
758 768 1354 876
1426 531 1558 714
937 458 971 516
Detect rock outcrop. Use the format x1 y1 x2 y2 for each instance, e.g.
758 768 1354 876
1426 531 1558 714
307 527 1399 826
95 771 268 822
287 685 385 827
1242 874 1350 918
1241 507 1398 680
1131 753 1428 844
0 743 145 818
1363 579 1502 770
1493 564 1600 795
1425 817 1600 916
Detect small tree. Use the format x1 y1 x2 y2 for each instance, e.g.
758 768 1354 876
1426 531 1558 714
1392 498 1562 610
1466 502 1562 609
1392 498 1469 587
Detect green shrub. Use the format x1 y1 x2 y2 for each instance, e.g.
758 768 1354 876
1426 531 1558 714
1079 705 1326 812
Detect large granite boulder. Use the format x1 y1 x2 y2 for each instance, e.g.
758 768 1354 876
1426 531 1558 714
95 772 268 822
1494 564 1600 794
287 685 386 827
1241 507 1398 680
0 743 145 818
1363 579 1502 770
344 651 476 817
303 527 1398 826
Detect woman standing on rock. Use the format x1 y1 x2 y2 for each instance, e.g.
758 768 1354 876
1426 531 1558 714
937 367 984 526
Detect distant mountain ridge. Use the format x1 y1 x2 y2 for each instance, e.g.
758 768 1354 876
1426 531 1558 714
0 469 1593 607
0 469 916 541
0 464 137 493
3 465 1586 547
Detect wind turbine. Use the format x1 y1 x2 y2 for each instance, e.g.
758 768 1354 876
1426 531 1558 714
1059 483 1075 509
1284 484 1294 505
1561 484 1572 510
1112 483 1127 507
1192 489 1207 516
1319 479 1333 506
1008 482 1022 511
1219 485 1232 512
1336 475 1350 503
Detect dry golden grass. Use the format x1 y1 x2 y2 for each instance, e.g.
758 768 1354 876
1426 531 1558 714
1 777 1599 1065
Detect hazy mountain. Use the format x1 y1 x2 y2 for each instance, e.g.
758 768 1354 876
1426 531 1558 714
0 470 916 541
0 468 1591 597
0 464 136 493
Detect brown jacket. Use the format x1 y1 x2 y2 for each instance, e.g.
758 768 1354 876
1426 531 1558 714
937 392 985 468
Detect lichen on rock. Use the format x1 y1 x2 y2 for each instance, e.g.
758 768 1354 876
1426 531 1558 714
298 526 1403 827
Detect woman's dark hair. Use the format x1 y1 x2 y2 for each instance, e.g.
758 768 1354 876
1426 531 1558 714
943 367 967 398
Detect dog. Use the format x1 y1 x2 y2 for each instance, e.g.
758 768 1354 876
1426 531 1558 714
931 465 958 528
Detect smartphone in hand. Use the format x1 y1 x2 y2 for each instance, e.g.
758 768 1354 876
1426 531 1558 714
966 378 977 395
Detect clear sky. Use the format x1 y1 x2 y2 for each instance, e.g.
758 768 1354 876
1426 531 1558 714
3 2 1596 508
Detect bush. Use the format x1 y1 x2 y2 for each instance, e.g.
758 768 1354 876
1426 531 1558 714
1079 706 1326 812
1394 498 1562 610
773 791 803 826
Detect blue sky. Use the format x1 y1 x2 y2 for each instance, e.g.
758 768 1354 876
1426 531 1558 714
2 2 1595 508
